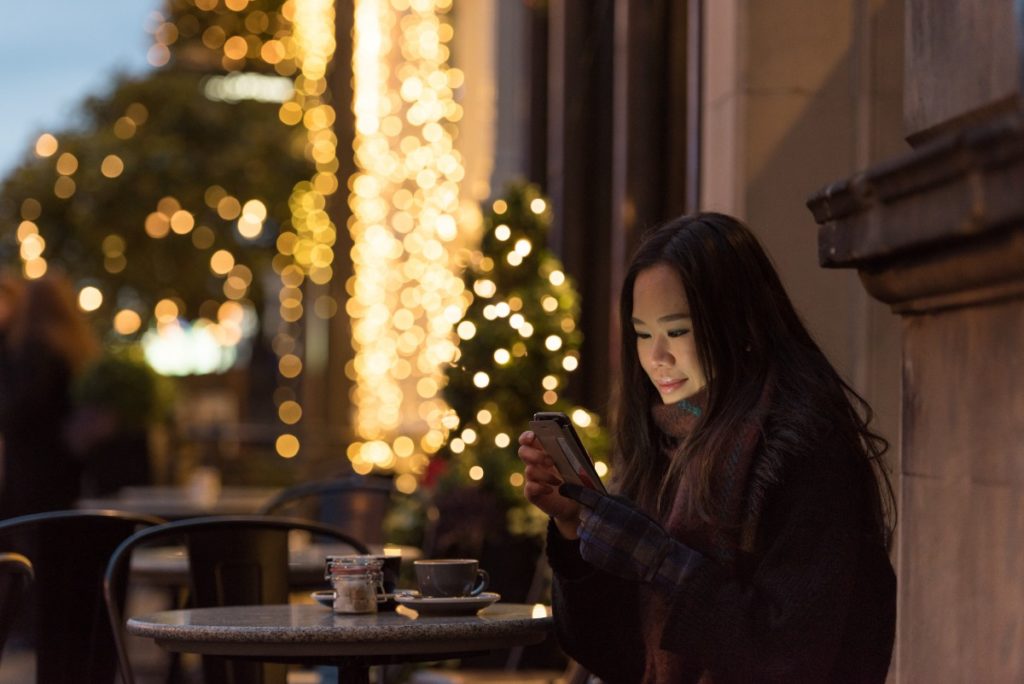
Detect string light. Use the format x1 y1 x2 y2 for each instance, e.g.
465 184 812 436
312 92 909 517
347 0 467 490
272 0 339 459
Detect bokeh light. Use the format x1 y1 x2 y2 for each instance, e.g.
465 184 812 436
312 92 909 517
78 286 103 312
345 0 468 485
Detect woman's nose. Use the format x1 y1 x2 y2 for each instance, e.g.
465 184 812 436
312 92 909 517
650 335 673 366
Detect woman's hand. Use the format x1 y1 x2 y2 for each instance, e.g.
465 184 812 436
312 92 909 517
559 483 705 590
517 430 581 538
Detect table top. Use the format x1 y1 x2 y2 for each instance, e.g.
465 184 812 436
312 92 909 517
126 603 553 660
76 485 281 519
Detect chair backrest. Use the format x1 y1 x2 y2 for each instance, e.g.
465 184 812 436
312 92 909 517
104 514 370 684
0 509 165 684
0 552 33 665
256 475 394 545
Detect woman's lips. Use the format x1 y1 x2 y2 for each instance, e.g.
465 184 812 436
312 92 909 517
656 379 686 394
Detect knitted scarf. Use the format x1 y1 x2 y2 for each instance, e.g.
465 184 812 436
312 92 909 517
639 382 773 684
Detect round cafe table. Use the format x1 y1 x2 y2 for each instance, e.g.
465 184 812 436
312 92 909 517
127 602 553 683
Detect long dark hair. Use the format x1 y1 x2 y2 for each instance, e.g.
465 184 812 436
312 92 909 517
615 212 894 546
5 271 99 374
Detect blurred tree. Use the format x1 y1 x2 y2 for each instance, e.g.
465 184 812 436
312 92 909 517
0 0 309 338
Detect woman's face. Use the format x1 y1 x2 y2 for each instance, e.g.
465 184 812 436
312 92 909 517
632 263 707 403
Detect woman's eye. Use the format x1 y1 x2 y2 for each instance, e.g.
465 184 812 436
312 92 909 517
634 331 651 340
668 329 690 338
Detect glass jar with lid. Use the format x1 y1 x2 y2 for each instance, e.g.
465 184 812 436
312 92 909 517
325 555 386 614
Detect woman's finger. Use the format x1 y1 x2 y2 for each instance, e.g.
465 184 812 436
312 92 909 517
518 430 538 446
524 463 562 487
518 445 554 468
523 480 557 505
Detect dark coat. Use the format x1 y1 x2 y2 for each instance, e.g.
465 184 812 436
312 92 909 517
545 427 896 683
0 341 81 518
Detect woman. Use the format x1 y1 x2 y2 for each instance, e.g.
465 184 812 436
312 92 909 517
518 213 896 683
0 271 99 518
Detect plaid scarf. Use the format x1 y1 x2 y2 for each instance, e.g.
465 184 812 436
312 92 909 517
640 383 772 684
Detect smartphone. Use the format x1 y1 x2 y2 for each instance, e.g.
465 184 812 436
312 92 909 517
528 412 607 493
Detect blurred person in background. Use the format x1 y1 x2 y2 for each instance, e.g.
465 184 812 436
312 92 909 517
0 270 99 518
69 348 167 497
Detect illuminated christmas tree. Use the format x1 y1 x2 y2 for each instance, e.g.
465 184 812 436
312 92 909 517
429 182 609 538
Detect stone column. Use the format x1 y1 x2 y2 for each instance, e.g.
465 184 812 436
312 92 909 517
807 2 1024 680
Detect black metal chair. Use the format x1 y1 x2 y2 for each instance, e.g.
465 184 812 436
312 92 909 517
104 514 371 684
0 552 33 666
256 475 395 546
0 509 165 684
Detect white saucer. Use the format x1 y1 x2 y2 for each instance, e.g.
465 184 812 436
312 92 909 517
311 590 335 608
393 591 501 616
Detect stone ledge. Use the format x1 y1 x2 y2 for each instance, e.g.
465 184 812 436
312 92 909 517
807 113 1024 313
